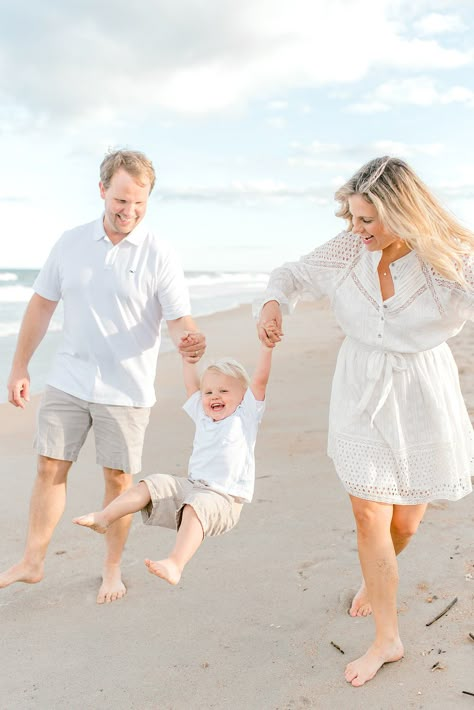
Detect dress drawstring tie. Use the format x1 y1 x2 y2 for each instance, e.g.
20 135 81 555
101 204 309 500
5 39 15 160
356 351 407 426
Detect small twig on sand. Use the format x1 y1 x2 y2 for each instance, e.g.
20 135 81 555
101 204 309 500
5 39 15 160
330 641 345 654
469 633 474 642
462 691 474 697
431 662 440 671
425 597 458 627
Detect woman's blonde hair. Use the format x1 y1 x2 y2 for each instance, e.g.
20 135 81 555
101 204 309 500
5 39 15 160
100 149 156 192
201 358 250 388
335 156 474 286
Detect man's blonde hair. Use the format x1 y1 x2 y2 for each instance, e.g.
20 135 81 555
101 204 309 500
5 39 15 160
335 156 474 287
201 358 250 388
100 149 156 192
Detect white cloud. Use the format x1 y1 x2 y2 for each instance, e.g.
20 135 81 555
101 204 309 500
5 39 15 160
157 180 330 203
288 139 445 167
1 0 473 125
437 182 474 201
348 76 474 112
267 100 288 111
414 12 467 35
371 140 444 157
266 116 287 129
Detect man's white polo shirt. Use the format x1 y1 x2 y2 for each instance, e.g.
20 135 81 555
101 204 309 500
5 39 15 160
33 217 191 407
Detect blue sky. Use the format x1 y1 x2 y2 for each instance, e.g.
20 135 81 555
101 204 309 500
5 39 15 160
1 0 474 272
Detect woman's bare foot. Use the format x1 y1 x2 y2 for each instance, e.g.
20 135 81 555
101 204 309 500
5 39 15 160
144 558 182 585
345 640 404 687
72 513 109 534
97 563 127 604
349 582 372 617
0 561 44 589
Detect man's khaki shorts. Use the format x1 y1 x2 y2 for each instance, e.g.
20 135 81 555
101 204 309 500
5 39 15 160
140 474 243 537
35 386 151 474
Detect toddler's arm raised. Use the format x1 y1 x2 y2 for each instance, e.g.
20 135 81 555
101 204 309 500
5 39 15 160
250 340 274 402
181 332 201 396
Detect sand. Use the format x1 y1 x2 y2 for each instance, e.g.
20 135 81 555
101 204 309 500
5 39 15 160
1 302 473 710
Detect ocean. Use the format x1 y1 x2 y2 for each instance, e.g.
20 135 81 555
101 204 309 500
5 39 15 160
0 268 270 403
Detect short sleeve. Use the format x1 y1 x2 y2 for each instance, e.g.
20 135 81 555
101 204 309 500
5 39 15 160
33 236 65 302
182 390 202 422
156 243 191 321
239 388 265 424
253 231 362 317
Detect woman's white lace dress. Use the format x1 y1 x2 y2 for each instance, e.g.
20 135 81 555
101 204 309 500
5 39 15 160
261 231 474 504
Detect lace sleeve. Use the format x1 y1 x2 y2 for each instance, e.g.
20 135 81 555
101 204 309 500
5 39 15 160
254 231 361 316
432 253 474 321
462 254 474 320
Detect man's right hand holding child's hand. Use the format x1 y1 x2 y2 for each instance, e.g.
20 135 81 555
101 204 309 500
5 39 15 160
179 331 206 363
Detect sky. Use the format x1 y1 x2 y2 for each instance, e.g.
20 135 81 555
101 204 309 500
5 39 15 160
1 0 474 272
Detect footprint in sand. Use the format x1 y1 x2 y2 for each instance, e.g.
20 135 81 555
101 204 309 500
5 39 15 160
297 556 335 580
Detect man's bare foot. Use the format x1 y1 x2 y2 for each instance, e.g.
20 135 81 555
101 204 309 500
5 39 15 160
0 561 44 589
144 558 181 585
345 640 404 687
349 582 372 617
97 563 127 604
72 513 109 534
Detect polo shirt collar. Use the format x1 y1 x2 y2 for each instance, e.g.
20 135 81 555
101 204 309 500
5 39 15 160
93 215 149 245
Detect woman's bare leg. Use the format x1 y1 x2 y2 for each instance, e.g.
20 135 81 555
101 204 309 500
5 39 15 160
349 502 427 617
345 496 404 687
145 505 204 585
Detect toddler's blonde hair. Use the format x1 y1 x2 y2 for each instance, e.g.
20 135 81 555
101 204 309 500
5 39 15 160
201 358 250 388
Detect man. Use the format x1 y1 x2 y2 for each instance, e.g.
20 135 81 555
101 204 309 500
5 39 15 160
0 149 205 603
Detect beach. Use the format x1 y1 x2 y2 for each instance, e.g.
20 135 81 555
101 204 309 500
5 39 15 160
1 301 473 710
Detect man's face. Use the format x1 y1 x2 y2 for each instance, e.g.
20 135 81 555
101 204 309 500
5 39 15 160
100 168 151 241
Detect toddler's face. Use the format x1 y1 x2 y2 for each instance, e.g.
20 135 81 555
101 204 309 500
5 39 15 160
201 371 246 421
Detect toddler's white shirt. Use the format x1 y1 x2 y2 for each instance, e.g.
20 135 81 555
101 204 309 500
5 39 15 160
183 388 265 502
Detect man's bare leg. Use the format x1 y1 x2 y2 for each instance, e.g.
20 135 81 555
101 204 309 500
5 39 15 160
145 505 204 585
349 502 428 617
96 467 134 605
0 456 72 589
345 497 404 687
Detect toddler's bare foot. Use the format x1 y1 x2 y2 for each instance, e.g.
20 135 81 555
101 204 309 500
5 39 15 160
144 558 181 585
0 561 44 589
72 513 109 534
349 582 372 617
97 563 127 604
345 640 404 687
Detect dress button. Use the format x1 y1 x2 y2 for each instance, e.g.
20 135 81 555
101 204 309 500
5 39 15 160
377 334 382 338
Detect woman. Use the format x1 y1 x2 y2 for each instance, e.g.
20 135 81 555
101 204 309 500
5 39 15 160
257 156 474 687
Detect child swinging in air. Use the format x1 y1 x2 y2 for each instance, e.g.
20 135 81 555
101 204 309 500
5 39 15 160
73 329 275 586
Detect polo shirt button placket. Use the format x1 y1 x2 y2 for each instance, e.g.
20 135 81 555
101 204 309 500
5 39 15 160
104 242 119 270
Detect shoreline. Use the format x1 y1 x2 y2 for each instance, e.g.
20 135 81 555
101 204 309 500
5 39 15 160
1 302 473 709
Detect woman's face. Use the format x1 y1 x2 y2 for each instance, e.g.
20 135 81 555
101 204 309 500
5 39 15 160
348 194 400 252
